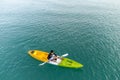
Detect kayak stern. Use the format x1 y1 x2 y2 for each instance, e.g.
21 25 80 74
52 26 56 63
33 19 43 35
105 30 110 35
28 50 48 62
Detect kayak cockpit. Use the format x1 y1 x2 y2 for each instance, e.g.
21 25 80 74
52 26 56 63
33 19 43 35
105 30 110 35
48 58 62 65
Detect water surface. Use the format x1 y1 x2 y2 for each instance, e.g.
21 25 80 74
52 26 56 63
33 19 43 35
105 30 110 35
0 0 120 80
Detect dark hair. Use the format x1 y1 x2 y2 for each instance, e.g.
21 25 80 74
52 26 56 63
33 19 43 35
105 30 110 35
50 50 54 53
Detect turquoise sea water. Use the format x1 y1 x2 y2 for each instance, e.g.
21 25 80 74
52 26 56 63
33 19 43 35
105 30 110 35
0 0 120 80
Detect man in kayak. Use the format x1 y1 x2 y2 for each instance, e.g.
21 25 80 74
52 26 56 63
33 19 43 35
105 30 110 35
47 50 58 62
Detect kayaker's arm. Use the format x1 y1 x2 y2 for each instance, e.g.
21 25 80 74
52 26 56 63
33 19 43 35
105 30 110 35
39 53 69 66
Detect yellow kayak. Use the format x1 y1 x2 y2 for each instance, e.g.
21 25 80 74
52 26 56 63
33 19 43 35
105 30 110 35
28 50 83 68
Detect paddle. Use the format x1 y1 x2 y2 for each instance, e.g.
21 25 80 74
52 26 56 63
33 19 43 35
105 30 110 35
60 53 69 58
39 53 69 66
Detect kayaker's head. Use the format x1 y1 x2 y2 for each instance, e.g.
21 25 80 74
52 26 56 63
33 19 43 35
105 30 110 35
50 50 54 53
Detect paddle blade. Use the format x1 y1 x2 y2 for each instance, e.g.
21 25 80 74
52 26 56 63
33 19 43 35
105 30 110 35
61 53 69 57
39 62 47 66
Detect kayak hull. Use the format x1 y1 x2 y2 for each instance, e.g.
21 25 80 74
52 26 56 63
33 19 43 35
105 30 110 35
59 58 83 68
28 50 83 68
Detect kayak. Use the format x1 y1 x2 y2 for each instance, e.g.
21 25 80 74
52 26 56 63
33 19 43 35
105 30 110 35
28 50 83 68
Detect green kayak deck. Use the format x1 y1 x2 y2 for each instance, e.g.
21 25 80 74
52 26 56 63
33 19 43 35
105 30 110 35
58 58 83 68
